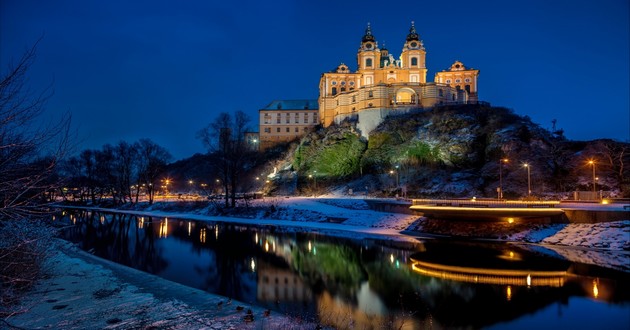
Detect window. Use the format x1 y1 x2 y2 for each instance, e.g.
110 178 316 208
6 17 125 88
352 95 356 103
276 115 281 124
264 127 270 133
331 81 337 85
465 85 471 93
368 90 373 98
295 127 298 133
341 81 346 86
286 115 290 123
439 89 443 97
286 127 290 132
332 87 337 95
312 114 317 124
411 57 418 66
465 78 471 83
276 127 280 132
366 58 372 67
264 114 271 124
455 79 461 83
446 79 451 84
341 87 346 92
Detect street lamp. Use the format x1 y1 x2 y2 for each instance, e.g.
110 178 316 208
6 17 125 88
499 158 508 200
588 160 596 196
523 163 531 197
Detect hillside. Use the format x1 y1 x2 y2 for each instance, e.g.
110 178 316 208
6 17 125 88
263 104 629 199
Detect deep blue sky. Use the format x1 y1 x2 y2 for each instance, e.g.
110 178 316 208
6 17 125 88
1 0 628 160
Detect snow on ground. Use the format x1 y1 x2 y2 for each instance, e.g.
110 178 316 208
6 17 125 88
5 240 315 330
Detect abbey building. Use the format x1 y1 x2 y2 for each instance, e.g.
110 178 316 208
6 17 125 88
318 22 479 129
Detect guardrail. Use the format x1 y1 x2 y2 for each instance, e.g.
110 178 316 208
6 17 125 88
411 199 560 208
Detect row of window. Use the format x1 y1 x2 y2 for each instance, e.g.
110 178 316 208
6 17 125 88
263 127 310 134
331 80 355 86
263 113 318 124
445 78 472 84
363 57 419 68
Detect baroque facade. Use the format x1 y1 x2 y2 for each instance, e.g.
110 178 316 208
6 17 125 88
318 22 479 128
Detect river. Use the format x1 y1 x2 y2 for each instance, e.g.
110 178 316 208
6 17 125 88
56 209 630 329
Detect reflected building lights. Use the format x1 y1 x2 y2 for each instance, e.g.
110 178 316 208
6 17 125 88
507 286 512 301
255 233 258 243
527 274 531 287
215 226 218 240
250 258 256 272
138 217 144 229
308 240 312 253
390 254 395 264
593 279 599 299
200 228 206 243
265 241 269 252
159 218 168 238
188 222 192 236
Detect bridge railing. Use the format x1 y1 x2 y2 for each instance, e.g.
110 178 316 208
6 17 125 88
411 199 560 208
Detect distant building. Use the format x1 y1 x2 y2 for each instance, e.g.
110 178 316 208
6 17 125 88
318 22 480 132
258 100 319 150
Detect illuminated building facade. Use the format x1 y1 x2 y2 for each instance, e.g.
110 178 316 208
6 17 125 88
318 22 480 129
258 100 319 151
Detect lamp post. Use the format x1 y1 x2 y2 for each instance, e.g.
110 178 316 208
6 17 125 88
499 158 508 200
588 160 596 196
523 163 531 197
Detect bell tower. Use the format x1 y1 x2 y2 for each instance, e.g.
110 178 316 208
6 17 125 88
357 23 380 86
400 21 427 83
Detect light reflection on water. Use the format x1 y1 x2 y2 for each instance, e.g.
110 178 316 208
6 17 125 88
56 210 630 329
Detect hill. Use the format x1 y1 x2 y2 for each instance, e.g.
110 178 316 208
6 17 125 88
262 104 629 199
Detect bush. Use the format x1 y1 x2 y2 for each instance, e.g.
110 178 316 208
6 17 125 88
0 219 55 317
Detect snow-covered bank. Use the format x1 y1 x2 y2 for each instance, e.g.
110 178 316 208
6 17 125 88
5 240 312 329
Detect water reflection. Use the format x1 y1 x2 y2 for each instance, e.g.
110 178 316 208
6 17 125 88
56 210 630 329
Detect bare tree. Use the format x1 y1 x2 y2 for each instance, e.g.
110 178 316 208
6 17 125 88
0 41 72 317
135 139 171 204
197 111 254 207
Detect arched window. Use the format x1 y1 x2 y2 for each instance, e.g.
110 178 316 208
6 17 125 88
366 58 373 68
465 85 471 93
411 57 418 66
332 87 337 95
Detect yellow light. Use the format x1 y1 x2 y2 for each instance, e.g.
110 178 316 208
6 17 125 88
200 228 206 243
265 241 269 252
601 199 609 204
593 279 599 299
390 254 395 264
507 218 514 224
526 274 531 286
308 241 312 252
509 251 514 258
506 286 512 301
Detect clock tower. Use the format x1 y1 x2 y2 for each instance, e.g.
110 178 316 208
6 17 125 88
400 21 427 83
357 23 380 86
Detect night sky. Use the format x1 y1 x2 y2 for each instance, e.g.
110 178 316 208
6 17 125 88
1 0 628 160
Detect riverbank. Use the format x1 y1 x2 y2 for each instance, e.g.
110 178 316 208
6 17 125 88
5 197 629 329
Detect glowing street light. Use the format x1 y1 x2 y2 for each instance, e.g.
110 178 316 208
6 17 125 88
523 163 531 197
499 158 508 199
588 160 597 196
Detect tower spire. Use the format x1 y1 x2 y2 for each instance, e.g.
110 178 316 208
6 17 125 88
362 22 375 42
406 21 419 41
